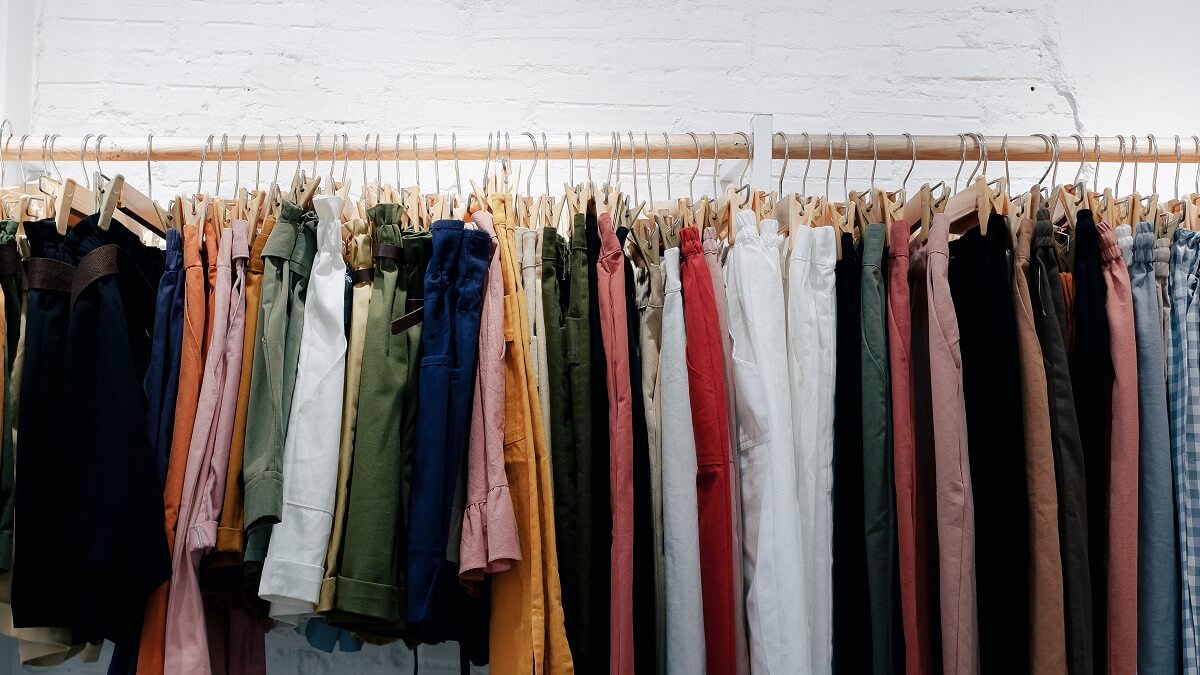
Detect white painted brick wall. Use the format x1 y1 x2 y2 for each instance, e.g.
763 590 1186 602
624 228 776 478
2 0 1200 672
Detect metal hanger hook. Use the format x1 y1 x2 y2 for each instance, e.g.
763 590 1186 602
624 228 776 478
197 133 214 198
901 132 915 197
215 133 228 198
685 131 700 202
711 132 719 198
803 132 814 199
1174 135 1182 200
775 131 790 195
1070 133 1085 185
735 131 751 187
453 132 462 196
146 133 158 203
522 131 537 196
79 133 94 190
1115 135 1127 196
866 132 877 193
1148 133 1159 195
953 133 967 193
1032 133 1053 186
663 131 672 201
235 133 248 195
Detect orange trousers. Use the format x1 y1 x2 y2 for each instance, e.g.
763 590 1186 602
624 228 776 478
489 194 574 675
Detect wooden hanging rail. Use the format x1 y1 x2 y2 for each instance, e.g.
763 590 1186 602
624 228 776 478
1 133 1196 163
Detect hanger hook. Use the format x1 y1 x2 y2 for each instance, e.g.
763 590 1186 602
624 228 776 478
453 132 462 196
1193 135 1200 196
803 132 814 199
373 133 381 186
966 133 983 184
629 131 639 206
901 132 915 196
1070 133 1085 185
328 132 339 192
841 132 850 199
1002 134 1011 187
481 131 492 190
362 133 371 191
566 131 575 187
663 131 672 202
16 134 29 178
79 133 94 190
292 134 303 188
866 132 877 193
735 131 751 186
584 131 592 185
523 131 538 196
144 133 155 204
90 133 106 181
272 134 282 188
685 131 700 202
1032 133 1053 186
979 132 989 179
1115 135 1127 195
542 132 551 198
1174 135 1182 201
311 131 321 182
435 133 446 194
605 132 616 189
644 131 653 208
340 132 350 184
824 133 833 201
215 133 229 198
255 134 264 192
1131 134 1140 194
775 131 790 195
954 133 967 193
1051 134 1061 187
196 133 214 202
412 134 421 189
711 132 719 197
1092 135 1101 193
235 133 248 195
1148 133 1159 195
37 134 48 181
46 134 63 182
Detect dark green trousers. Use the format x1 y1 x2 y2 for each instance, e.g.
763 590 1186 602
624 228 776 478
542 226 577 602
564 213 596 666
243 201 317 565
331 204 430 637
860 223 900 675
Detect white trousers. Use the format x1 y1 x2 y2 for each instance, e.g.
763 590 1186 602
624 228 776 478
786 224 839 674
726 212 809 673
259 195 349 622
661 246 707 675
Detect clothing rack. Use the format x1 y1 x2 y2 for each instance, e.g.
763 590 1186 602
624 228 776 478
5 133 1197 163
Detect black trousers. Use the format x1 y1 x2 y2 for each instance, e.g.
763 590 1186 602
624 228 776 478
582 205 611 673
1069 209 1113 675
12 216 168 647
1032 212 1093 675
948 217 1030 673
618 226 657 675
832 232 871 674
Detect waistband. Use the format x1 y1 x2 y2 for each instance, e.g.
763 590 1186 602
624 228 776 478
860 222 888 267
25 243 121 312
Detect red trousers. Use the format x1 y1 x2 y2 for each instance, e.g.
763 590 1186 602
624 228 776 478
679 226 737 673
